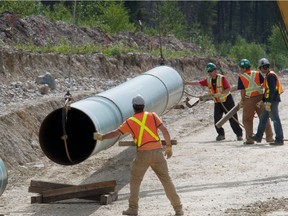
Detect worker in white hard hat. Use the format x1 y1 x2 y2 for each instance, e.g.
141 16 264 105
94 94 184 216
251 58 284 145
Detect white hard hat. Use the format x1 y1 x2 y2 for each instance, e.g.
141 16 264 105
132 94 145 105
258 58 270 67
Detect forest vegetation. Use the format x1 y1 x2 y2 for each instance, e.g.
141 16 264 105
1 0 287 70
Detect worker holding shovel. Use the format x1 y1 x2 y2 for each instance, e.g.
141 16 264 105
185 62 243 142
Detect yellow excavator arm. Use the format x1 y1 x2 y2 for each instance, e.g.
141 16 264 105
276 0 288 49
277 1 288 30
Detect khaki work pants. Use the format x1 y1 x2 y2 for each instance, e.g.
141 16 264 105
128 149 182 212
243 95 273 142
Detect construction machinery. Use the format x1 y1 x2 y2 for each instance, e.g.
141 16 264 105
276 0 288 49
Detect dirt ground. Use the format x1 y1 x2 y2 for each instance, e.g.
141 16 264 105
1 76 288 216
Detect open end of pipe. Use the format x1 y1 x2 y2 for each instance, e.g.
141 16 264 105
39 108 96 165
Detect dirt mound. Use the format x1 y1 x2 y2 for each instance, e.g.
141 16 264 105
0 12 201 52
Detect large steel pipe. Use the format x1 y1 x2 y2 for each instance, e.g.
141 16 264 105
39 66 184 165
0 158 8 196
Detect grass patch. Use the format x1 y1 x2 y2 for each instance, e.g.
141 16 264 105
14 40 210 58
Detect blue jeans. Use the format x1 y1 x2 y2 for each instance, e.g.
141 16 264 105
255 102 283 141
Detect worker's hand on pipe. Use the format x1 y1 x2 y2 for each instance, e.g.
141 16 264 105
164 145 172 159
265 102 271 112
94 132 103 141
184 80 190 85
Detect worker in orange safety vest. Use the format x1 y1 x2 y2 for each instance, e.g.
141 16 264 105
237 59 273 144
185 62 243 142
251 58 284 145
94 94 183 216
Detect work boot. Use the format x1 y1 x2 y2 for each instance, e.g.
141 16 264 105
237 136 243 141
250 135 261 143
243 140 254 145
216 135 225 141
174 205 184 216
175 209 184 215
269 140 284 146
266 138 274 143
122 208 138 215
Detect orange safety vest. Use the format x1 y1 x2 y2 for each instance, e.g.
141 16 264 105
208 74 230 103
263 71 284 99
239 70 263 98
127 112 160 148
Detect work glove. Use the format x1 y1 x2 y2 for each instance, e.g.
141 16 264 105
94 132 103 141
211 93 222 98
184 80 190 85
164 145 172 159
265 102 271 112
239 100 244 109
256 100 263 108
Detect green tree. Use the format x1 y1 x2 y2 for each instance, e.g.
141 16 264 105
157 1 187 39
43 2 72 22
225 36 266 68
75 1 103 26
267 25 288 69
0 0 47 16
97 1 135 34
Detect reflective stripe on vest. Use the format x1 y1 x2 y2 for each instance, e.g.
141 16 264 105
129 112 160 147
264 71 284 99
208 75 229 102
240 71 262 97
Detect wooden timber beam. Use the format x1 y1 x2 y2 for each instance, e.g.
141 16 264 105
29 180 74 193
119 139 177 146
30 180 116 203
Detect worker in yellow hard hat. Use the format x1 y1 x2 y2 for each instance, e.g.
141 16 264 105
94 94 184 216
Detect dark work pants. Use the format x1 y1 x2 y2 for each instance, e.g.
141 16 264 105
214 95 242 137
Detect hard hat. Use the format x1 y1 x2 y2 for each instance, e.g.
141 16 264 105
132 94 145 105
258 58 270 67
206 63 217 72
238 59 251 68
